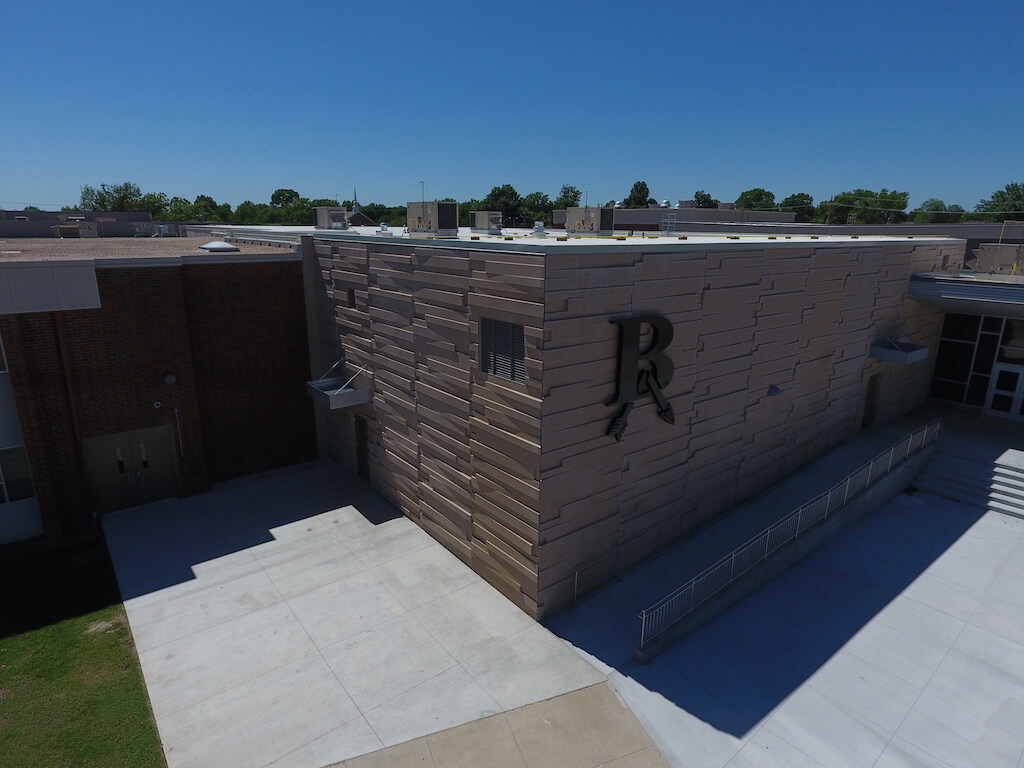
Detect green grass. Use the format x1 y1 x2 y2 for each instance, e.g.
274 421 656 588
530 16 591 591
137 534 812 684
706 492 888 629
0 542 166 768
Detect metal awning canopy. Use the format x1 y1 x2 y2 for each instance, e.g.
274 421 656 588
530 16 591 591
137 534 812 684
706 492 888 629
909 272 1024 319
306 360 370 410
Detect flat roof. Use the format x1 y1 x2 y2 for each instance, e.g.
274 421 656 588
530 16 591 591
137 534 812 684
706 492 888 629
187 224 964 251
0 237 295 263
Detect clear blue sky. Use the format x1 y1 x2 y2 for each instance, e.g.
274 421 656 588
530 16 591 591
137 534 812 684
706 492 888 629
2 0 1021 212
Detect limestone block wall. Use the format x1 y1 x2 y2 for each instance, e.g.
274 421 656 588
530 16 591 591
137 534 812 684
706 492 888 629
308 238 546 615
535 239 959 611
307 235 960 619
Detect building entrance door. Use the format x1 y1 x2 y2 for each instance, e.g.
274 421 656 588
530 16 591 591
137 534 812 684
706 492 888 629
83 426 178 513
984 364 1024 419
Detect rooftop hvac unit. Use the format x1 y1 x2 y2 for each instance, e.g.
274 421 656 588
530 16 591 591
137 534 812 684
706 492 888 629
471 211 503 235
565 206 614 235
407 201 458 237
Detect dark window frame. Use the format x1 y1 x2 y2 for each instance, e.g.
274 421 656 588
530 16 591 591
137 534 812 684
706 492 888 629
481 318 526 383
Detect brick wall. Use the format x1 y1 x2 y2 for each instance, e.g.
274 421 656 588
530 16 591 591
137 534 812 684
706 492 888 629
182 262 316 481
0 258 315 544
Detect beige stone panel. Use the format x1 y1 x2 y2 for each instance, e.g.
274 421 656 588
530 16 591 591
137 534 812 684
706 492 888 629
472 491 540 546
420 428 471 474
419 514 473 566
471 453 541 507
470 543 538 616
538 462 621 525
474 511 537 560
415 380 470 417
538 428 626 476
693 389 750 421
412 287 468 311
419 483 473 535
542 380 619 420
541 398 617 437
697 309 756 333
545 265 637 291
472 384 543 420
368 282 413 306
468 292 544 323
368 320 415 346
367 305 414 328
543 250 639 272
415 369 470 403
468 273 545 299
702 284 763 314
469 417 541 472
370 267 415 292
543 338 618 370
542 319 618 350
418 356 472 388
632 277 705 302
633 251 708 278
330 267 369 287
419 453 473 499
474 402 541 438
547 291 635 320
367 356 414 387
471 445 540 497
409 250 473 271
471 534 539 599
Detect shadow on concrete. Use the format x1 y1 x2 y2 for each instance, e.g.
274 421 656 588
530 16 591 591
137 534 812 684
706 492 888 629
0 537 122 638
550 487 986 736
105 461 398 601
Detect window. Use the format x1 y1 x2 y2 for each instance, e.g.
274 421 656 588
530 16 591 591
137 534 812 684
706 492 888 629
481 318 526 383
0 446 33 503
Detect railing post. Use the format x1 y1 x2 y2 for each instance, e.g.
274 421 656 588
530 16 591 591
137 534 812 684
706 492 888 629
730 552 736 580
844 476 851 504
763 532 769 561
795 508 801 539
888 446 895 473
825 488 832 519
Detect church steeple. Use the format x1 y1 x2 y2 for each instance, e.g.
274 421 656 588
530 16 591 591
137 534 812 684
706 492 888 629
352 185 360 213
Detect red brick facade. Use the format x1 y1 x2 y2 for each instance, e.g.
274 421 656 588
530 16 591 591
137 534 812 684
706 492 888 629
0 258 316 544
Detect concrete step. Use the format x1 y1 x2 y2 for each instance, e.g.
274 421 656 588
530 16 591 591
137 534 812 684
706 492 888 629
916 469 1024 505
915 456 1024 519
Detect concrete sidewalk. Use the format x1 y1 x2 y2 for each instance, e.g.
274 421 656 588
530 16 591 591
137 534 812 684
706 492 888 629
547 408 947 666
548 407 1024 766
104 461 662 768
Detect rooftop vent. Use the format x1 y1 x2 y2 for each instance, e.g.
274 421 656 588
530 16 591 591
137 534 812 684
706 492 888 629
198 240 240 253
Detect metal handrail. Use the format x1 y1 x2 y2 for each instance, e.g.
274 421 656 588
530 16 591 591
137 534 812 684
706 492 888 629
638 419 941 650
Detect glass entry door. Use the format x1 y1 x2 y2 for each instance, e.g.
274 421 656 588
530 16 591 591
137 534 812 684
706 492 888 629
985 364 1024 419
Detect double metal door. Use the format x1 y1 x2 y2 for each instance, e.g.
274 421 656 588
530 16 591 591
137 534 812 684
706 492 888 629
83 426 177 513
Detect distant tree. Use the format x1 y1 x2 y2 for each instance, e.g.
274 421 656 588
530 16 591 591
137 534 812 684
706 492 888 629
165 196 195 220
360 202 389 224
975 182 1024 222
779 192 815 222
912 198 965 224
624 181 651 209
270 188 300 208
481 184 522 226
734 188 776 210
233 200 271 225
694 190 719 208
191 194 231 222
458 198 484 226
817 189 908 224
78 182 168 217
23 205 41 212
521 191 553 226
552 184 581 210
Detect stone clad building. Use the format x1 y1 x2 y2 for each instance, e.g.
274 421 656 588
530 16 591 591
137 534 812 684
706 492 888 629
302 231 964 617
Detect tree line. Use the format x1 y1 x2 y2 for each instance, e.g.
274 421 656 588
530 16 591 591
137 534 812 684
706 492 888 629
55 180 1024 227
